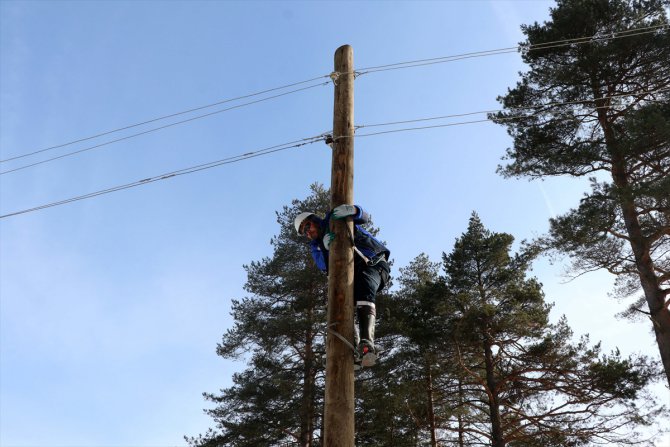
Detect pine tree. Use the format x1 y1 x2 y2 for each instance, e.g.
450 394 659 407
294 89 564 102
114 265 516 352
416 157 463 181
443 213 664 447
355 254 479 446
376 254 452 447
490 0 670 386
186 184 330 447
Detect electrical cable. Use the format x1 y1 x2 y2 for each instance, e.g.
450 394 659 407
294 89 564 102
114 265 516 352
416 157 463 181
0 106 589 218
2 23 665 167
354 87 670 130
4 84 664 220
0 134 328 219
353 93 666 138
0 80 331 175
356 24 668 75
0 75 330 164
5 76 665 177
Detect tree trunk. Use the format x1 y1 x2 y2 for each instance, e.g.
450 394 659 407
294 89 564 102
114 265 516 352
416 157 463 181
425 359 438 447
597 97 670 388
612 161 670 385
612 159 670 388
484 339 505 447
457 378 465 447
300 324 315 447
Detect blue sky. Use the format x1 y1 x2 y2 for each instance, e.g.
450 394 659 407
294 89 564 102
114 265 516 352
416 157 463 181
1 1 667 446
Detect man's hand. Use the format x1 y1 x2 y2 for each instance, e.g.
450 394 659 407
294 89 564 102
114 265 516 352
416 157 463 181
332 204 357 219
323 232 335 250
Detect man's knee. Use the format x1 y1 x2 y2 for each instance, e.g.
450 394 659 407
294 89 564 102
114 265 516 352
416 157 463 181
356 301 376 317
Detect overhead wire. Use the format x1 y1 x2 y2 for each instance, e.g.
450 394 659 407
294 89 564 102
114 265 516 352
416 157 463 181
0 134 329 219
0 80 331 175
354 87 670 130
0 75 331 164
1 24 667 217
355 109 597 139
0 103 622 219
1 23 665 169
353 88 668 138
2 85 665 219
355 24 668 75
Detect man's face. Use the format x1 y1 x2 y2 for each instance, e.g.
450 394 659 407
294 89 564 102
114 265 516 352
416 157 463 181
301 219 319 240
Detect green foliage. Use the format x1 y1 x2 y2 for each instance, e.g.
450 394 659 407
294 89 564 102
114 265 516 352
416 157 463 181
587 348 659 400
420 214 663 446
490 0 670 386
189 191 666 447
494 0 670 180
445 213 548 341
356 213 665 446
444 215 665 446
187 184 331 447
188 184 393 447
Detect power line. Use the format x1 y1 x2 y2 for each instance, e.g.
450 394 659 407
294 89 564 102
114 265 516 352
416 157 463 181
2 23 665 168
0 109 579 218
355 24 668 75
4 85 665 220
0 134 328 219
354 87 670 130
0 75 331 164
6 82 660 178
0 80 331 175
352 90 667 139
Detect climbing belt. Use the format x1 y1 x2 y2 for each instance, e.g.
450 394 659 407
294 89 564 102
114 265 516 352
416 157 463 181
326 322 358 356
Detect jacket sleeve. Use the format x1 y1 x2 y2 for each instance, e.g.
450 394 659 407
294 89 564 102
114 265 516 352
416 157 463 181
352 205 370 225
310 241 328 273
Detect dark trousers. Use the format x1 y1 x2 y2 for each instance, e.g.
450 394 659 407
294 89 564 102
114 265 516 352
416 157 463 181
353 261 390 315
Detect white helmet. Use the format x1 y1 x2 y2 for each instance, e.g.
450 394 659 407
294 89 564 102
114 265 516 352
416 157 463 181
294 212 315 235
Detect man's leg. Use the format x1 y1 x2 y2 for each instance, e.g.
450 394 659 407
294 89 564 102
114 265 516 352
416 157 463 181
354 266 382 366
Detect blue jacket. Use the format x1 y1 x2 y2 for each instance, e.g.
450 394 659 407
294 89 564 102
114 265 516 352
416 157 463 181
308 205 390 274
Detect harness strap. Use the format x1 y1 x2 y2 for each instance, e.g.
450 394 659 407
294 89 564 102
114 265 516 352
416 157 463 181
327 323 359 357
345 224 372 264
346 224 389 267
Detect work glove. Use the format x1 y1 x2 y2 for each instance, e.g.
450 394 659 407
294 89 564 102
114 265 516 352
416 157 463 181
332 204 357 219
323 232 335 250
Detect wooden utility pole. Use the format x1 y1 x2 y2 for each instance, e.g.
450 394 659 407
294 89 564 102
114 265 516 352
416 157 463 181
323 44 355 447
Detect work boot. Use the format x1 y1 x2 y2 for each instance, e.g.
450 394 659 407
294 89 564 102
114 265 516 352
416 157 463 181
357 306 377 367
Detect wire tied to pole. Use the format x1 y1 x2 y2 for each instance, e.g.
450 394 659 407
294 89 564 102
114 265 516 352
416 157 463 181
327 322 358 356
324 134 334 148
329 71 340 85
324 129 357 149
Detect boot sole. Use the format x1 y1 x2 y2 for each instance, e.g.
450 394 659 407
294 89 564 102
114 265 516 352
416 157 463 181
361 352 377 367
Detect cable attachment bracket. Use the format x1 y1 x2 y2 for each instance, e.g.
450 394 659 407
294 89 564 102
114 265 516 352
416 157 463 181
324 134 334 149
329 71 340 85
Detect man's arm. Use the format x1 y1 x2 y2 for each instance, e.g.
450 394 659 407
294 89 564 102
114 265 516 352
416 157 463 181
332 204 370 224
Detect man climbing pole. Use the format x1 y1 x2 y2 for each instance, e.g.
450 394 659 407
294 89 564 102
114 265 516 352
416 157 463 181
295 204 390 367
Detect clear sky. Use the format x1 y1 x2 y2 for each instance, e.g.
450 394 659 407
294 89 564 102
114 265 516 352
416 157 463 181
1 1 667 446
